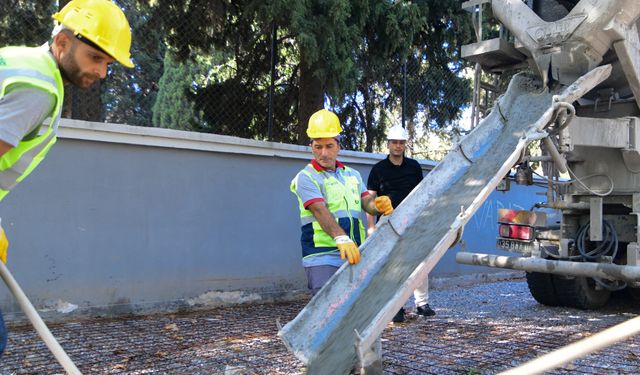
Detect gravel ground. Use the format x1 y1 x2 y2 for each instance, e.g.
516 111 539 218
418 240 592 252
1 277 639 374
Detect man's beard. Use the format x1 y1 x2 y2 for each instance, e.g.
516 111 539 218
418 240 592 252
59 46 98 89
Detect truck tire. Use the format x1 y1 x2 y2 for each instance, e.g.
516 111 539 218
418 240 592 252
526 272 561 306
553 276 610 309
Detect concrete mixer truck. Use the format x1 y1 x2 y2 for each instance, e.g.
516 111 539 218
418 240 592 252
457 0 640 309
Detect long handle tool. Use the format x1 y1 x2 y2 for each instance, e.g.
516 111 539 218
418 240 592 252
0 261 81 374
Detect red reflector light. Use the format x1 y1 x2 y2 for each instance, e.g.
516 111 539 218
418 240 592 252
499 224 533 240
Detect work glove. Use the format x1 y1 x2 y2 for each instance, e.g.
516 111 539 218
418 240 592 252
0 221 8 264
334 235 360 265
374 196 394 216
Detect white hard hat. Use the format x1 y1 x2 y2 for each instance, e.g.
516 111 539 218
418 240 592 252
387 125 408 141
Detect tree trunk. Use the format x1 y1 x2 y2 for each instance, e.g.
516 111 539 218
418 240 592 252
297 51 324 145
362 79 375 153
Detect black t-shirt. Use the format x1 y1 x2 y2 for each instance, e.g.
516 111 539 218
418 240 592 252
367 156 424 209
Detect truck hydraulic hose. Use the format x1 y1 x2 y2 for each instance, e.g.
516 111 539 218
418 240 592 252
0 262 81 374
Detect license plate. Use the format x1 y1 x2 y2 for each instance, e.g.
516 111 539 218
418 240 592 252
496 238 535 254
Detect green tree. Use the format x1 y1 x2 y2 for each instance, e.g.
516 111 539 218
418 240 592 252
338 0 473 152
335 0 422 152
147 0 473 150
403 0 474 139
152 52 202 129
0 0 105 121
102 0 165 126
1 0 165 125
0 0 54 47
148 0 296 140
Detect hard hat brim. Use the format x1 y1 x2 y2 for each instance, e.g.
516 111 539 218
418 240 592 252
307 132 341 139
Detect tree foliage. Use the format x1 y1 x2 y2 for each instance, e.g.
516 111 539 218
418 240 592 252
149 0 473 150
1 0 164 125
0 0 54 47
102 1 165 126
152 52 200 129
339 0 474 151
4 0 475 153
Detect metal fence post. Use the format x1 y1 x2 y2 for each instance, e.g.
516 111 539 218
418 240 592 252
267 21 278 141
402 61 407 128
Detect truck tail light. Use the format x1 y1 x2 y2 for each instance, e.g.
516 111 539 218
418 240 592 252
499 224 533 240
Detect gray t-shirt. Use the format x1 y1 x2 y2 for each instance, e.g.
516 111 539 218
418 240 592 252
0 83 56 146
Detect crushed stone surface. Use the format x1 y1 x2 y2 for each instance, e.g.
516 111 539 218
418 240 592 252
1 278 639 374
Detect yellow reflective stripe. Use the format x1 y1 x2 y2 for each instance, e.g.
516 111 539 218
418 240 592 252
312 221 337 247
0 123 55 171
0 68 57 93
299 209 358 225
16 135 57 183
0 134 56 190
291 170 318 221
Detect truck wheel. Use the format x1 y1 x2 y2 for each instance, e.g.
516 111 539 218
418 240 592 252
553 276 610 309
526 272 561 306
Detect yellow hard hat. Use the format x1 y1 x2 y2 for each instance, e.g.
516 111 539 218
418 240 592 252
307 109 342 139
53 0 134 68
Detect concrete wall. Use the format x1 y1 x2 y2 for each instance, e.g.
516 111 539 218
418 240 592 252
0 120 543 320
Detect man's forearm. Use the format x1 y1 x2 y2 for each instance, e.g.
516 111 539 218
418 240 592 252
308 202 346 238
361 195 379 216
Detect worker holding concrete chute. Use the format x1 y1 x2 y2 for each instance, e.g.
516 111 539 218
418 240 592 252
0 0 134 366
367 125 435 323
291 109 394 295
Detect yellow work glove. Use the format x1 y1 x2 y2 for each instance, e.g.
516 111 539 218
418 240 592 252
374 196 394 216
334 235 360 265
0 222 8 264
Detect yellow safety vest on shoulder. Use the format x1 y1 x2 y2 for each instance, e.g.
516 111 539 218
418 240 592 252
0 46 63 201
291 163 366 259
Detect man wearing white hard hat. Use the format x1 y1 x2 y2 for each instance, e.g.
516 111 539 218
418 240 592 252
367 125 435 322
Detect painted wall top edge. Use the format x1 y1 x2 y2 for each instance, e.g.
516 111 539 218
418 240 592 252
58 119 439 167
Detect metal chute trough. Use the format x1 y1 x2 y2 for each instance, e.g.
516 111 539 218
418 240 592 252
279 65 612 374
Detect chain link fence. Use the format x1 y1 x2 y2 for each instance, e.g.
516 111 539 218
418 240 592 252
2 0 474 156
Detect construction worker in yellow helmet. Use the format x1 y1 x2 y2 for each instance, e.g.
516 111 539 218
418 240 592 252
290 109 394 295
0 0 133 357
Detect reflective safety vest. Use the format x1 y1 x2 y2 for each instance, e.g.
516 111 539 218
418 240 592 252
0 46 63 201
291 163 366 259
